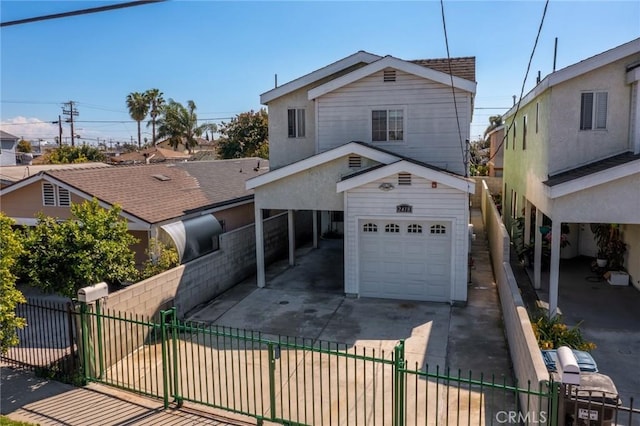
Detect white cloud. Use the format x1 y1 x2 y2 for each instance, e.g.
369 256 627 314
0 116 59 142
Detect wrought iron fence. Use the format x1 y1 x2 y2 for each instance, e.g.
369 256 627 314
1 299 78 383
562 384 639 426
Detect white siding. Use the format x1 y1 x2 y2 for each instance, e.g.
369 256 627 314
344 174 470 303
316 70 471 175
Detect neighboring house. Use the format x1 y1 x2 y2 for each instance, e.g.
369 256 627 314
0 158 268 265
109 146 191 164
0 162 111 189
0 130 19 167
247 51 477 304
501 38 640 313
487 125 504 177
156 137 217 154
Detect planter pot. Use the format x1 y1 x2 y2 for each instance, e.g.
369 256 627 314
596 258 607 268
606 271 629 286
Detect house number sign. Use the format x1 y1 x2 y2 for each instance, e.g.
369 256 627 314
396 204 413 213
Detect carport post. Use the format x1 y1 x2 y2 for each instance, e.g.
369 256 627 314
534 208 543 289
313 210 318 248
548 221 561 318
255 206 266 288
288 209 295 266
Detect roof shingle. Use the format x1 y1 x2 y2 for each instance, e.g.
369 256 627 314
411 57 476 82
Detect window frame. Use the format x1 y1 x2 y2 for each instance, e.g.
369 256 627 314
522 115 527 150
287 108 306 138
371 107 405 142
580 91 607 131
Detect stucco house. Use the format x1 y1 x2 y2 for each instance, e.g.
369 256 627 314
487 125 505 177
1 158 268 265
0 130 19 167
247 51 477 304
501 38 640 314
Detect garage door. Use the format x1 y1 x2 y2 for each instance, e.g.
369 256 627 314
359 219 451 302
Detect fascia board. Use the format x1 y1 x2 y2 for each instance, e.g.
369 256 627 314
505 38 640 118
548 160 640 199
309 56 476 100
246 142 400 190
260 51 381 104
337 160 475 193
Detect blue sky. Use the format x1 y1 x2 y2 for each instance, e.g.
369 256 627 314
1 0 639 146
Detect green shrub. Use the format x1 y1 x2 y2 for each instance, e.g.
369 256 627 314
531 314 596 352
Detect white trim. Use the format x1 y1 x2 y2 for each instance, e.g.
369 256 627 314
546 159 640 198
260 51 381 104
246 142 400 189
337 160 475 194
626 66 640 84
370 106 407 143
308 56 476 100
505 38 640 118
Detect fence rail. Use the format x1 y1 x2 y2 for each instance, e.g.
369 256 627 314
1 299 78 383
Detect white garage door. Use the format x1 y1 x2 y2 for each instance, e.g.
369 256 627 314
359 219 451 302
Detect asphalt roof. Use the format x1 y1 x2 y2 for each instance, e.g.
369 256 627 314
41 158 269 224
543 151 640 187
411 57 476 82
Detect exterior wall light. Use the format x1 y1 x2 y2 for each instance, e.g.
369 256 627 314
378 182 394 191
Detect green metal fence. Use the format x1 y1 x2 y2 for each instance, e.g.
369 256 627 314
79 305 558 425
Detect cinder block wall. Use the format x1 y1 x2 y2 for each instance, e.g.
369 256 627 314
471 176 502 207
481 180 551 423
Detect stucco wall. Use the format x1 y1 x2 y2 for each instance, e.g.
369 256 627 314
622 223 640 290
480 181 551 419
1 179 86 221
344 174 470 303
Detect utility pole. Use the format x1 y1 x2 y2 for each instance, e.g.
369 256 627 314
51 115 63 146
62 101 79 147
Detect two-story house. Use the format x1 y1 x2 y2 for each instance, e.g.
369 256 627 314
502 38 640 314
247 51 477 304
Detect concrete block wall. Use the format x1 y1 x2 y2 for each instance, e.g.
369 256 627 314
481 180 551 423
471 176 502 208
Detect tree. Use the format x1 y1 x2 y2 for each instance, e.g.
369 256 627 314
21 199 139 297
145 88 165 145
41 145 105 164
217 109 268 159
126 91 150 148
0 214 27 354
483 115 504 139
156 99 213 153
16 139 32 153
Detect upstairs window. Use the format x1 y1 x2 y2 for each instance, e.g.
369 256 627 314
42 182 71 207
287 108 306 138
522 115 527 150
372 109 404 142
580 92 607 130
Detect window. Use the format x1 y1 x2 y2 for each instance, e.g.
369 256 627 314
42 182 71 207
580 92 607 130
407 224 423 234
372 109 404 142
522 116 527 150
430 224 446 234
398 172 411 186
348 155 362 168
287 108 305 137
385 223 400 233
535 102 539 133
363 223 377 233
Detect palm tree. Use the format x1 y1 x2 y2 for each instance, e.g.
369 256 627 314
126 92 150 148
145 88 164 145
156 99 211 153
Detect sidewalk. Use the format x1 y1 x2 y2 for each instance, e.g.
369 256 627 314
1 365 252 426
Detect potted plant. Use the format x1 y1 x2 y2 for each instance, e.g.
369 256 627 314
590 223 610 267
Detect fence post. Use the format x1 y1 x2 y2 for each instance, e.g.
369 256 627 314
79 301 91 381
95 299 105 379
548 380 561 426
170 307 182 407
160 309 170 409
66 302 78 375
268 342 277 421
393 340 406 426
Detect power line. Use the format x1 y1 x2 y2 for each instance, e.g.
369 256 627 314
1 1 166 27
439 0 467 177
486 0 549 163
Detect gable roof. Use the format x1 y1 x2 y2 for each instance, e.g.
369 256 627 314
261 52 476 104
0 130 19 140
1 158 269 225
505 38 640 118
308 56 476 100
543 151 640 198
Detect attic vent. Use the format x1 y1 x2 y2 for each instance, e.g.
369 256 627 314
398 172 411 185
383 70 396 82
58 187 71 206
42 182 55 206
152 174 171 181
348 155 362 168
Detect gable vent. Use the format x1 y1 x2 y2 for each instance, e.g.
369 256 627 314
383 70 396 82
348 155 362 168
42 182 55 206
398 172 411 185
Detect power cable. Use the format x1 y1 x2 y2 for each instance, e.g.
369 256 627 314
1 1 166 27
486 0 550 163
439 0 467 177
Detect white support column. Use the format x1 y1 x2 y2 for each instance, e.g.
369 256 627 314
524 201 532 247
548 220 561 318
534 208 543 289
313 210 319 249
255 206 265 288
288 209 295 266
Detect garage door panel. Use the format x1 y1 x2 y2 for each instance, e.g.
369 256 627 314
359 219 452 302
